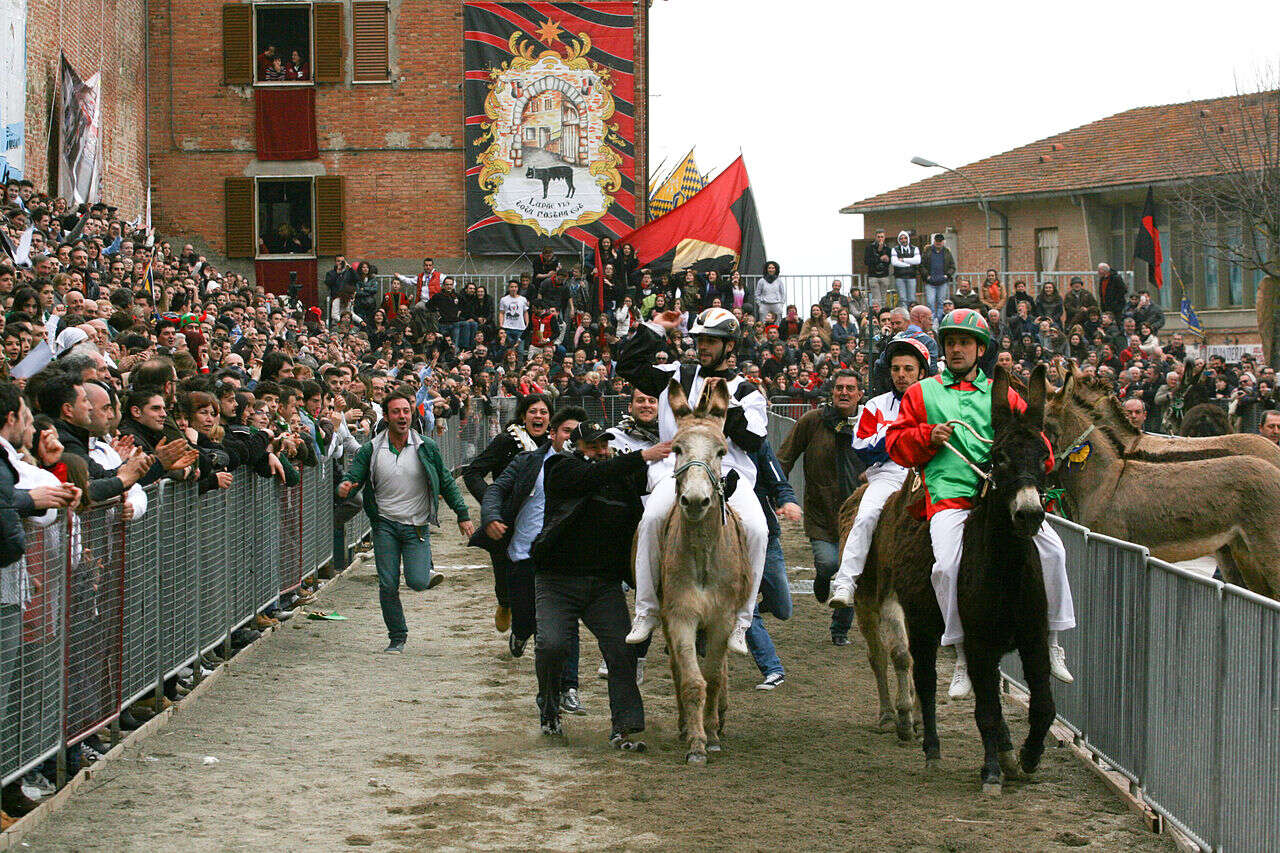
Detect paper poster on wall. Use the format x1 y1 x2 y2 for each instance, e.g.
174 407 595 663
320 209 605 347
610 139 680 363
0 0 25 181
463 2 636 255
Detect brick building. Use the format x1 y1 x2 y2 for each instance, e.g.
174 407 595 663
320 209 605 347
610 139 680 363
17 1 649 304
842 92 1276 337
21 0 149 215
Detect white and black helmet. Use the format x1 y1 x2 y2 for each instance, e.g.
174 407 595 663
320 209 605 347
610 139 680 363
689 307 740 341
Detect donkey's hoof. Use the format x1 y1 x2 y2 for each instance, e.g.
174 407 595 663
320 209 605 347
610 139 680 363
982 781 1003 797
1019 745 1043 776
895 710 914 742
998 749 1024 780
923 756 940 772
877 711 896 732
686 751 707 766
706 742 722 753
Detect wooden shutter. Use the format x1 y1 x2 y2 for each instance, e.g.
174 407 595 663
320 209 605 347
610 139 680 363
314 176 345 255
225 177 256 258
222 4 253 86
352 2 390 82
312 3 345 83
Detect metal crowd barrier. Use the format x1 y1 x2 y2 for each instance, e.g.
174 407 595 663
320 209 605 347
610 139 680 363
1001 515 1280 852
0 460 340 789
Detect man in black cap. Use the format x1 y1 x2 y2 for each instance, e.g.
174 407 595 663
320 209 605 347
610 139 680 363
1063 274 1098 328
530 419 671 747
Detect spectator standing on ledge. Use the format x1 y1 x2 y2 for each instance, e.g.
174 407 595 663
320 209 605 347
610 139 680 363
338 390 474 654
1097 263 1127 319
755 261 786 325
890 230 921 308
920 233 956 325
863 229 894 304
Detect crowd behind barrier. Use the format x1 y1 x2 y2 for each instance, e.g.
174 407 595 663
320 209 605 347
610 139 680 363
0 459 370 789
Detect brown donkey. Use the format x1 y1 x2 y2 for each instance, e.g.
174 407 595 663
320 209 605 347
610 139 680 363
658 376 752 764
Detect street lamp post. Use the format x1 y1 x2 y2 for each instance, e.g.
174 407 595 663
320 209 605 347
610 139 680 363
911 156 1009 272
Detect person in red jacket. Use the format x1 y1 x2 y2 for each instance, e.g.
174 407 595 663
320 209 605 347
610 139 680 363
884 309 1075 700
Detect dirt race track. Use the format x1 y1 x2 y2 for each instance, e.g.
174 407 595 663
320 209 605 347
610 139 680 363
22 491 1171 852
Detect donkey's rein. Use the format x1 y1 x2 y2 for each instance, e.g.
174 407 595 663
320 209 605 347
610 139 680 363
938 420 995 488
673 459 728 525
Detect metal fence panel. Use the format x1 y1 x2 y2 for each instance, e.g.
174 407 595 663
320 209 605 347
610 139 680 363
278 482 304 594
317 459 334 572
64 503 126 746
121 485 161 706
1042 517 1088 731
1217 584 1280 853
197 490 229 654
1 514 66 786
1141 561 1222 849
157 482 200 679
225 475 256 629
256 477 282 610
765 412 804 497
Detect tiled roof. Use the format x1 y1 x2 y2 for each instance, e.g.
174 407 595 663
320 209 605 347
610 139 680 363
841 91 1279 213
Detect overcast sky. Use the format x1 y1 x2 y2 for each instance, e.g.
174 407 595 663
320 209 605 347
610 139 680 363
648 0 1280 274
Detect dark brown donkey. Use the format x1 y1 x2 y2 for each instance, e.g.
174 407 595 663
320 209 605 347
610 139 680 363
838 364 1057 794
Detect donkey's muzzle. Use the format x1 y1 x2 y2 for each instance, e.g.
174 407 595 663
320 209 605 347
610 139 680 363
1010 484 1045 535
680 492 712 516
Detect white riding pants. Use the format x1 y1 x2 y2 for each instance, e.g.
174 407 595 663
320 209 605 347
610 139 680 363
834 470 908 591
929 508 1075 647
633 475 769 632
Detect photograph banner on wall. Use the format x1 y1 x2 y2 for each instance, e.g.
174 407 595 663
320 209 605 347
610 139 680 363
0 0 24 181
57 54 101 205
464 2 636 255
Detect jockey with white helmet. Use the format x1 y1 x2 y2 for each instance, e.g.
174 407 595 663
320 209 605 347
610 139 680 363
615 306 770 655
828 334 933 607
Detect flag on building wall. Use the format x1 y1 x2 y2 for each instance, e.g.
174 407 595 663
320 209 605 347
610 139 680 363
0 0 26 181
1180 296 1204 338
463 2 637 255
1134 186 1164 289
648 149 705 218
615 155 766 276
56 54 101 204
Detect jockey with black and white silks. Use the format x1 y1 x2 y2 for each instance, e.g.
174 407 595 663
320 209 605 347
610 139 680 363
615 308 770 656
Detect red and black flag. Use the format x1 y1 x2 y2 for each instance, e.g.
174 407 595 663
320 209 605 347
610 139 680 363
615 155 767 277
1134 187 1164 289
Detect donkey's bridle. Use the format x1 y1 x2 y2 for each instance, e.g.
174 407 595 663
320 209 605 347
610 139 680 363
673 458 727 525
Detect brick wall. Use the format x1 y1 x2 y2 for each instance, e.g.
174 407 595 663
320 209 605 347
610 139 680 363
25 0 149 217
149 1 648 264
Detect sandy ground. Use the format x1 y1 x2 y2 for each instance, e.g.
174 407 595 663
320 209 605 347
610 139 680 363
22 490 1172 852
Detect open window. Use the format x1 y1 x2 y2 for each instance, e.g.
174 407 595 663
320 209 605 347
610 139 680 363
223 3 343 85
256 178 315 257
225 175 343 259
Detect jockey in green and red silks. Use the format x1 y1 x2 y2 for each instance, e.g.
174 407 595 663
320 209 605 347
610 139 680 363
885 308 1075 701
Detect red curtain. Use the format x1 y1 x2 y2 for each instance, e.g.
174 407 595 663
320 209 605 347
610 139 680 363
255 258 319 306
255 88 318 160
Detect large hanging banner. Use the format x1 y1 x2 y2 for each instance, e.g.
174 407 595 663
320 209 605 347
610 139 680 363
464 2 636 255
0 0 24 181
57 54 101 204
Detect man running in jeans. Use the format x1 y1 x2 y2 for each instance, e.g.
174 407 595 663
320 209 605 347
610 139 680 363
339 391 474 653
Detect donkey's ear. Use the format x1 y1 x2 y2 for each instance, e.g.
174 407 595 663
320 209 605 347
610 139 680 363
1027 363 1047 425
667 377 692 420
695 377 730 425
991 364 1012 416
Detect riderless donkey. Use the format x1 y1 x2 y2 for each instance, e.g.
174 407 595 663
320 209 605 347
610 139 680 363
838 365 1060 794
658 377 751 765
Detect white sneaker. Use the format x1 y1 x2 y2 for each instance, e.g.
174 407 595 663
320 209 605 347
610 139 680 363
1049 643 1074 684
625 613 658 645
728 625 749 655
635 657 646 686
596 660 609 680
829 581 855 608
756 672 784 691
948 660 973 700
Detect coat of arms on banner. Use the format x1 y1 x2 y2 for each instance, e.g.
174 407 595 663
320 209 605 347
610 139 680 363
474 31 624 238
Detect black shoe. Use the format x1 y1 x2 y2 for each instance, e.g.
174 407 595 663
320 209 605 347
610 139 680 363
427 573 444 590
831 634 850 646
610 731 647 752
2 783 40 817
509 633 529 658
814 572 832 604
117 710 142 731
536 694 562 736
383 640 405 654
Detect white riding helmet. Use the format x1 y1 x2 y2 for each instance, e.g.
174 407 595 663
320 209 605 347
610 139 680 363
689 307 740 341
